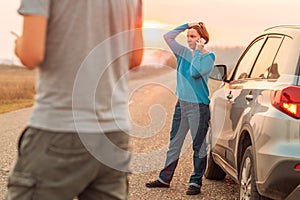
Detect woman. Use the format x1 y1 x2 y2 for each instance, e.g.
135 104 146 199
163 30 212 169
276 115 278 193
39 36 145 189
146 22 215 195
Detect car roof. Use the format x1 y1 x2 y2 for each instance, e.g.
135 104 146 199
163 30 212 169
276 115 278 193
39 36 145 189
265 25 300 31
263 25 300 38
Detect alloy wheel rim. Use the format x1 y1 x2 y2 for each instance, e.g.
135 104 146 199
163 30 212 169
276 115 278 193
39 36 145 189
240 157 252 200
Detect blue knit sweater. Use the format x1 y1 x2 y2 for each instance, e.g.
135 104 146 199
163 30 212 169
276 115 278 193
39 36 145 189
164 23 215 104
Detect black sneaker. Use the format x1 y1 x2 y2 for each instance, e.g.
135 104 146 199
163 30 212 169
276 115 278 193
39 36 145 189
186 185 201 195
145 180 170 188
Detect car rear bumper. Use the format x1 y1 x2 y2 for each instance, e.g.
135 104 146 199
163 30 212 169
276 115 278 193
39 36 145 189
256 160 300 199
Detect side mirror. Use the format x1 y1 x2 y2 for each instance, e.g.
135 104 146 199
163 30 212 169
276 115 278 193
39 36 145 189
209 64 227 81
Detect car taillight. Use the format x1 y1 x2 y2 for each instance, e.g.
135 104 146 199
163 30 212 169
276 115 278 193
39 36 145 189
296 164 300 171
271 86 300 119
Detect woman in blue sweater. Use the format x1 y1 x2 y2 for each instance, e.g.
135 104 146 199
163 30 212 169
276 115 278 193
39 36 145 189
146 22 215 195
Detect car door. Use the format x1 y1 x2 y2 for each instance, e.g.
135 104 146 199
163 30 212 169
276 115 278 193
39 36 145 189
211 36 267 172
212 35 285 172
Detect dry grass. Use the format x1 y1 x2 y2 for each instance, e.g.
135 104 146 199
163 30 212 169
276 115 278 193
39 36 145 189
0 64 36 114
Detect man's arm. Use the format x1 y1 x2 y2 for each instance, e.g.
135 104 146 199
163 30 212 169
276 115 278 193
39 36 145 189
129 28 144 69
129 2 144 70
14 15 47 69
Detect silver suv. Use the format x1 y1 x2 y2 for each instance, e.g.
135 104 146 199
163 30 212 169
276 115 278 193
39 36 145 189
206 25 300 200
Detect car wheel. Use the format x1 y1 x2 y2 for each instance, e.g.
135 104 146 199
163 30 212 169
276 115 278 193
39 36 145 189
204 151 226 180
239 146 271 200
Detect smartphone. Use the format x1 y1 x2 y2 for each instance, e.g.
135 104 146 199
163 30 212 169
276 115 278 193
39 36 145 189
196 38 206 46
199 38 206 44
10 31 20 38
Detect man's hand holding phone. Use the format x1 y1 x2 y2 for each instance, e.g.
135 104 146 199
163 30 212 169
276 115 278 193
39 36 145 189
10 31 22 58
10 31 20 38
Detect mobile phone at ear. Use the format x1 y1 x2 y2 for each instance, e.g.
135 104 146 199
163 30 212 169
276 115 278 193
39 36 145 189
199 38 206 44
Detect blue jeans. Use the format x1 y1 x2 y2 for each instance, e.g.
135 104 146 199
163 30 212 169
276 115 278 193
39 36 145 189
158 100 210 187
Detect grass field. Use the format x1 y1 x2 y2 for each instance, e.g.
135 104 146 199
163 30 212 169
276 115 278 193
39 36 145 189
0 64 35 114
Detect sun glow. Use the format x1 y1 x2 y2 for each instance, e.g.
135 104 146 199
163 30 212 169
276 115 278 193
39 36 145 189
143 20 173 29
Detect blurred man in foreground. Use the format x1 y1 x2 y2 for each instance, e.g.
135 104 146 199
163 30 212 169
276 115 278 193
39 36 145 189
7 1 143 199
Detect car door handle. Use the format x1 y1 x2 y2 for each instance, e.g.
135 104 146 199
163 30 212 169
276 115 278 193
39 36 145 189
245 91 253 101
245 94 253 101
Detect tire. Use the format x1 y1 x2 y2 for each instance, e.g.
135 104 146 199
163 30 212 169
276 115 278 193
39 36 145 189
238 146 271 200
205 151 226 180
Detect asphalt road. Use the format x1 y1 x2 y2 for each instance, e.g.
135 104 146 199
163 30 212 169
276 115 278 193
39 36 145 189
0 68 238 199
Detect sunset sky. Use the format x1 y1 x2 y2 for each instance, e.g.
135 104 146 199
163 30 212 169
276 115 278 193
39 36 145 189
1 0 300 61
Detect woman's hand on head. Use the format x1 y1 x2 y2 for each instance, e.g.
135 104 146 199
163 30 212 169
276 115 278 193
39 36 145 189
188 22 200 28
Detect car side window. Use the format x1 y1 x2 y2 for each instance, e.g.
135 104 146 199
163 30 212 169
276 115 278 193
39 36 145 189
250 36 283 79
233 37 265 80
272 36 297 77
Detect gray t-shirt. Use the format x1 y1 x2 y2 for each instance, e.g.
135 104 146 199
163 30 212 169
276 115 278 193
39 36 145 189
18 0 142 133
